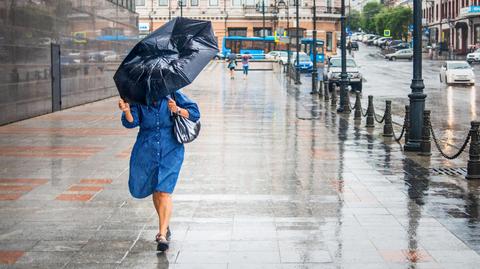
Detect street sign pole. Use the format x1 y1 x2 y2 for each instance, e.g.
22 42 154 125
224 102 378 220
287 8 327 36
294 0 301 85
337 0 349 113
311 0 318 94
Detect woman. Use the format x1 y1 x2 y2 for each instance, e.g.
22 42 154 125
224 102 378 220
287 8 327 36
227 53 236 79
118 92 200 251
241 54 252 80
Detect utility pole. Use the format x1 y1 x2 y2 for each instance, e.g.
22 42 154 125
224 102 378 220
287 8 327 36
294 0 301 85
311 0 318 94
404 0 426 151
262 0 266 37
180 0 183 17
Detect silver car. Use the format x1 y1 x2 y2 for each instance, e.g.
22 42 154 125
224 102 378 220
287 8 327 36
385 49 413 61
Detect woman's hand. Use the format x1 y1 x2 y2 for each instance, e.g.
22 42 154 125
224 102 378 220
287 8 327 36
118 99 130 112
167 99 178 114
119 99 134 123
168 98 190 118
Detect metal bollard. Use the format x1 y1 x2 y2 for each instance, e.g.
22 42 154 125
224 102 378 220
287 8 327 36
419 110 432 156
341 90 352 114
318 80 324 97
404 105 410 144
466 121 480 180
354 92 362 121
383 100 393 137
365 95 375 128
330 85 337 107
324 82 330 102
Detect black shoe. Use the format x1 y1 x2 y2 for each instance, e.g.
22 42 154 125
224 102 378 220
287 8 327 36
156 235 169 252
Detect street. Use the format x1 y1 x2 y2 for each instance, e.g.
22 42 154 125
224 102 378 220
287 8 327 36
0 61 480 268
298 43 480 152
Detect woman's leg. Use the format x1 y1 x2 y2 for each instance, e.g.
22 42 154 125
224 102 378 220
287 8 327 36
153 191 172 237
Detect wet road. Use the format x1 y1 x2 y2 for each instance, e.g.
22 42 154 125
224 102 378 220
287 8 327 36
355 44 480 153
0 61 479 268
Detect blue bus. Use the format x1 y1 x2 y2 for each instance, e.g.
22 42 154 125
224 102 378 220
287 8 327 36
300 38 325 63
221 36 278 59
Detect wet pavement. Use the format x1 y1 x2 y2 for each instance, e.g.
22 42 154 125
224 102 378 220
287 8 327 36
0 61 480 268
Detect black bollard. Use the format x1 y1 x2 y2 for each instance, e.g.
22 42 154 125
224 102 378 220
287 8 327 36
319 80 324 98
331 85 337 107
341 90 352 114
419 110 431 156
354 92 362 121
466 121 480 180
324 82 330 102
404 105 410 144
383 100 393 137
366 95 374 128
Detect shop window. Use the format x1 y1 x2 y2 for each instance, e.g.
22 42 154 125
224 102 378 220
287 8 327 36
136 0 145 5
228 28 247 36
209 0 219 5
159 0 168 6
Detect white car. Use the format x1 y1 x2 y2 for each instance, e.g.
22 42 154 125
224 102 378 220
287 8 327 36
467 49 480 63
265 51 283 60
276 51 289 65
439 61 475 85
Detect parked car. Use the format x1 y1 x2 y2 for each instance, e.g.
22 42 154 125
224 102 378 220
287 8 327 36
277 51 289 65
294 52 313 72
385 40 403 48
377 37 392 47
439 61 475 85
350 41 359 51
265 50 280 60
362 34 376 43
325 56 363 92
467 49 480 63
385 49 413 61
389 43 410 51
366 36 381 45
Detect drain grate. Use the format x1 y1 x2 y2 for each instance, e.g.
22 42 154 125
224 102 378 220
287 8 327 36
429 167 467 176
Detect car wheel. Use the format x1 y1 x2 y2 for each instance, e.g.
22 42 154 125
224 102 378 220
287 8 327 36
328 82 334 92
391 56 396 61
445 76 450 85
356 82 363 92
409 57 413 61
213 56 219 60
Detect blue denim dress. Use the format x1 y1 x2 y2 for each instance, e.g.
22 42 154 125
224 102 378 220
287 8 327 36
121 91 200 198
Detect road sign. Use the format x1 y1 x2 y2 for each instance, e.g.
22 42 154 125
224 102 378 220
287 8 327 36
278 37 290 43
383 29 391 37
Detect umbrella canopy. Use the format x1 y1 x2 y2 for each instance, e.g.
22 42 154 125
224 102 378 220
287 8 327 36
114 17 218 105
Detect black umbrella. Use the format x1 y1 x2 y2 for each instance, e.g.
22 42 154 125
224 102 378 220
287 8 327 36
114 17 218 105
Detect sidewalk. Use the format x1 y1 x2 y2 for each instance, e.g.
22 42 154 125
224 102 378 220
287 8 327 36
0 62 480 268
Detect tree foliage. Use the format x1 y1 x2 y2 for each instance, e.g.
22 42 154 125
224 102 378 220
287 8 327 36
347 2 413 40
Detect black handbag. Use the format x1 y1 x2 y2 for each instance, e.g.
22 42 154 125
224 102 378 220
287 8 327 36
171 93 201 144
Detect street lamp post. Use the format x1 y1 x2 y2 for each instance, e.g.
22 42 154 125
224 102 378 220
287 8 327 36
404 0 426 151
179 0 183 17
262 0 266 37
337 0 349 113
294 0 301 85
278 0 291 81
310 0 318 94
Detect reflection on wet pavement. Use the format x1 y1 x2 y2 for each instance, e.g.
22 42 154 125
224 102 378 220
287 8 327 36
0 61 479 268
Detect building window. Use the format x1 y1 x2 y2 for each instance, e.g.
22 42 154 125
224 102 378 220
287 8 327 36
232 0 242 6
159 0 168 6
209 0 218 5
254 28 272 37
191 0 198 5
228 28 247 36
179 0 186 6
288 28 304 38
475 24 480 44
136 0 145 5
326 32 332 51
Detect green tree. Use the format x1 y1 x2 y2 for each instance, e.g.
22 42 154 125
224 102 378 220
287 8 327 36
361 1 383 33
386 6 412 40
347 9 361 32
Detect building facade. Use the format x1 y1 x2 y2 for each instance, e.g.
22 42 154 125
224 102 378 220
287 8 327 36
136 0 342 53
0 0 139 125
423 0 480 54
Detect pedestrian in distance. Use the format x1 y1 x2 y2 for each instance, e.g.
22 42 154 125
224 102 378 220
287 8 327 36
226 53 237 79
241 53 252 80
118 93 200 252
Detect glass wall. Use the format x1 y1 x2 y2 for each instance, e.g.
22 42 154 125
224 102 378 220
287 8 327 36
0 0 139 125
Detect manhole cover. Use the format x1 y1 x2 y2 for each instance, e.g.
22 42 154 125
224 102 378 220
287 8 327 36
429 167 467 176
